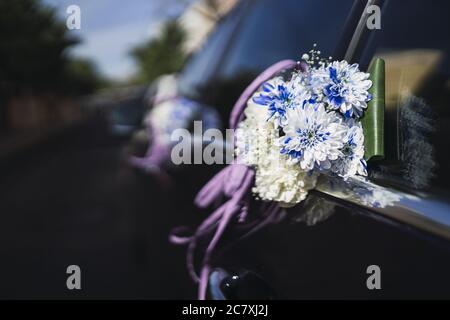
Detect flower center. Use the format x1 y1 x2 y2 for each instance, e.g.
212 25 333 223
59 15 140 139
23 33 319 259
342 143 353 155
296 127 329 148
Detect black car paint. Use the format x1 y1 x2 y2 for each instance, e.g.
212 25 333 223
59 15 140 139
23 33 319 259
169 0 450 299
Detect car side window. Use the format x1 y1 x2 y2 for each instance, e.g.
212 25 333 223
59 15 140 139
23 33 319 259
180 0 356 119
178 2 245 100
219 0 355 79
361 0 450 192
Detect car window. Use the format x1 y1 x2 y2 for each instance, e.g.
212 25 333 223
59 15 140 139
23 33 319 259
360 0 450 192
178 2 245 100
219 0 355 79
179 0 356 120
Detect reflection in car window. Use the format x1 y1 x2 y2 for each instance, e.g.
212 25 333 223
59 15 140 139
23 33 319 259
220 0 354 79
361 0 450 192
180 0 355 119
178 2 245 101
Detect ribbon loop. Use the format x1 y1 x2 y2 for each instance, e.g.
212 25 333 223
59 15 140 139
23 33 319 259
171 59 299 300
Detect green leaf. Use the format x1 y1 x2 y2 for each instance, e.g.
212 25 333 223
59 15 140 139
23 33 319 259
362 58 385 162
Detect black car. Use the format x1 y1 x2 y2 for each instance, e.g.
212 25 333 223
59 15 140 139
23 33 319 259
168 0 450 299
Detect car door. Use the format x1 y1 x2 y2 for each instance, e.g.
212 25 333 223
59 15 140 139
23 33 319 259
178 0 363 121
170 0 363 215
202 0 450 299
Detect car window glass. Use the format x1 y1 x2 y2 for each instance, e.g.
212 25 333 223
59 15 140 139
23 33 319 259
178 2 244 99
180 0 355 119
219 0 355 79
361 0 450 192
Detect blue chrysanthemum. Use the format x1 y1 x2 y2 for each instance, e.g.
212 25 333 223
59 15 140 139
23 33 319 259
313 61 372 118
252 78 297 125
332 119 367 179
279 102 346 171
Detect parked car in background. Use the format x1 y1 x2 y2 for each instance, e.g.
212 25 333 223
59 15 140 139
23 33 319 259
87 86 147 137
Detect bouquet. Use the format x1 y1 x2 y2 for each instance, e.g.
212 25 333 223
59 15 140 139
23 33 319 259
171 48 377 299
236 47 372 207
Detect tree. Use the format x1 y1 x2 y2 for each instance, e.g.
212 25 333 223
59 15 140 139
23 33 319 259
131 20 186 84
0 0 74 92
0 0 103 130
64 58 108 95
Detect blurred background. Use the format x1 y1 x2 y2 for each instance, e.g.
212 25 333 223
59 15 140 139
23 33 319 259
0 0 239 299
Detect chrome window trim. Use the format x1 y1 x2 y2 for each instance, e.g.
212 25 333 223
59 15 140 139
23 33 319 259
332 0 450 241
344 0 386 63
315 175 450 241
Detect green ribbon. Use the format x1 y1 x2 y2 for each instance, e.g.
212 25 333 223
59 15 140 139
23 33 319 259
362 58 385 161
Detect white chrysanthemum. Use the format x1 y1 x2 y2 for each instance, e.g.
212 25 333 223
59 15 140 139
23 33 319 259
253 158 317 207
311 60 372 118
279 103 347 171
332 119 367 179
236 99 316 206
290 70 315 101
235 98 270 166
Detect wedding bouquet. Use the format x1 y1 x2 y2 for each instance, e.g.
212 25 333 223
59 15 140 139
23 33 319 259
171 48 378 300
236 48 372 207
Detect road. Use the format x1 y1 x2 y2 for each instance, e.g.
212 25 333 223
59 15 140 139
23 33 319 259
0 118 196 299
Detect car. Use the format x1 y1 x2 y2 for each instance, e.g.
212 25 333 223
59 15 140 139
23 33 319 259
87 86 148 137
163 0 450 299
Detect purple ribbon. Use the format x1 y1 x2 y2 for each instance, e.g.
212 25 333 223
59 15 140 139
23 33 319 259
229 60 306 130
128 95 180 177
128 126 172 186
170 59 299 300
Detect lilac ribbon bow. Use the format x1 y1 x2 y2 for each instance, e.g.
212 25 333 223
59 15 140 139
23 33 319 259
128 124 173 187
170 59 300 300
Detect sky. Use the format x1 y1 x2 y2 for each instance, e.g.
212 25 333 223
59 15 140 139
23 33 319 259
43 0 194 80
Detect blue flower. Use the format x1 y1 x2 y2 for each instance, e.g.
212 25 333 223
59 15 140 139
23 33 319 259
279 102 346 171
312 61 372 118
252 78 298 125
331 119 367 179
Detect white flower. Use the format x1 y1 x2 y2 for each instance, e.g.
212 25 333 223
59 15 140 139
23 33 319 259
311 60 372 118
332 119 367 179
279 102 347 171
236 100 316 206
236 98 270 166
289 71 315 106
253 158 317 207
236 54 374 207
